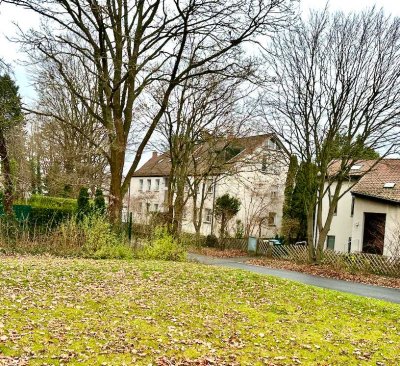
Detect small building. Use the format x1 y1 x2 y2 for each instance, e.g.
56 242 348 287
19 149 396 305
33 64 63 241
322 159 400 256
128 134 289 238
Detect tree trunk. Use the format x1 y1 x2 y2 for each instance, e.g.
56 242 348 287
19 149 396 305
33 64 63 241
172 178 185 236
108 145 125 226
0 130 14 215
306 207 315 263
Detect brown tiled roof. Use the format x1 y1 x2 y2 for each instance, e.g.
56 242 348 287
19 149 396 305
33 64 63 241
133 134 278 177
132 152 172 177
327 159 377 178
350 159 400 203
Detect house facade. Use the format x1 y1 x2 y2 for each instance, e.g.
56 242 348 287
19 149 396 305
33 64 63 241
128 134 289 238
321 159 400 256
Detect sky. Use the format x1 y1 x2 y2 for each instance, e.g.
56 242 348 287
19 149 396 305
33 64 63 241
0 0 399 166
1 0 400 101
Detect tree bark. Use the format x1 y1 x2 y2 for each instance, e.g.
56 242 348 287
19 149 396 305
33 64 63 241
108 143 125 225
306 207 315 263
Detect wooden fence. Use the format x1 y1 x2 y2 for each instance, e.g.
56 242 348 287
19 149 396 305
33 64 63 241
257 241 400 277
219 237 248 251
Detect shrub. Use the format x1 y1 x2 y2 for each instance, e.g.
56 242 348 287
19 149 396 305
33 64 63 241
77 187 91 220
0 212 134 260
28 206 75 229
26 194 77 210
94 188 106 214
205 234 219 248
139 227 186 261
80 214 133 259
12 195 76 231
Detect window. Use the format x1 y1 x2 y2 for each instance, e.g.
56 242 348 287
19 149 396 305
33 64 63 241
146 203 151 213
271 185 278 200
204 209 213 223
139 179 143 191
351 196 355 216
384 182 396 188
182 208 187 220
327 235 335 250
268 212 276 226
207 180 214 195
155 179 160 191
147 179 151 191
261 156 267 173
348 237 352 253
154 203 159 212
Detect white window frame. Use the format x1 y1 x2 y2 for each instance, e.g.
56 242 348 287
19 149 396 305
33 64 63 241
147 179 151 191
139 179 143 192
204 209 213 223
155 179 160 191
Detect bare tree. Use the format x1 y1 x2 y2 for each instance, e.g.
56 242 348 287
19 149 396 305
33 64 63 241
263 8 400 261
5 0 294 224
155 71 252 235
32 66 109 197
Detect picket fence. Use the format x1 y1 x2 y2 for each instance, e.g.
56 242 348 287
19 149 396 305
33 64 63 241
256 241 400 277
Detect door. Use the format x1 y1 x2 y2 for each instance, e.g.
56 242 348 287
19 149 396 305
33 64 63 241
362 213 386 255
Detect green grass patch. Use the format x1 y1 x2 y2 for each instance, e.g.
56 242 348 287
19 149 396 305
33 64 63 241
0 256 399 365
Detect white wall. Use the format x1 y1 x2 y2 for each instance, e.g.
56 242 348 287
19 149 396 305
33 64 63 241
351 197 400 257
128 146 288 237
128 176 168 224
321 181 354 252
321 181 400 256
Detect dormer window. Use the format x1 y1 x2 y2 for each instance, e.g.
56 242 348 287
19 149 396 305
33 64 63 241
383 182 396 188
266 139 277 150
351 164 362 170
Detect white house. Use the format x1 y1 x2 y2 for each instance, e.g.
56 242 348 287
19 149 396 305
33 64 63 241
127 134 289 238
321 159 400 256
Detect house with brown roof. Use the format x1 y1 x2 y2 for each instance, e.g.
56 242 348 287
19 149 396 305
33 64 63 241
321 159 400 256
127 134 289 238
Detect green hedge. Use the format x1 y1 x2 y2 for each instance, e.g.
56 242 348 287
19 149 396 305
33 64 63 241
27 206 75 228
25 195 77 210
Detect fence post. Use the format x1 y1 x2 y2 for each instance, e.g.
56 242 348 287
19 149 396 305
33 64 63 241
128 212 133 242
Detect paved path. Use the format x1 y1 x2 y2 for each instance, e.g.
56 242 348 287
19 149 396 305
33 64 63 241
188 253 400 304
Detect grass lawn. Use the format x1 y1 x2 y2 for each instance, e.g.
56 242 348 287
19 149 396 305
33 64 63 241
0 256 399 365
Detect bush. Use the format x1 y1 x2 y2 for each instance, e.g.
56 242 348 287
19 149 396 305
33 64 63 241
12 195 77 230
28 206 75 229
205 234 219 248
80 214 133 259
0 212 134 260
77 187 91 220
138 227 186 261
94 188 106 214
24 194 77 210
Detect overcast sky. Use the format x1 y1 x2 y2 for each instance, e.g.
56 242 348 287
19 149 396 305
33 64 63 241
1 0 400 101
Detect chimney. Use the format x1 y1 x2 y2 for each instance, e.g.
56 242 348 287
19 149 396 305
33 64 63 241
152 151 158 159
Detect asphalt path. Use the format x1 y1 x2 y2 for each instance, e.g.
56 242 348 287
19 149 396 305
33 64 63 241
188 253 400 304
